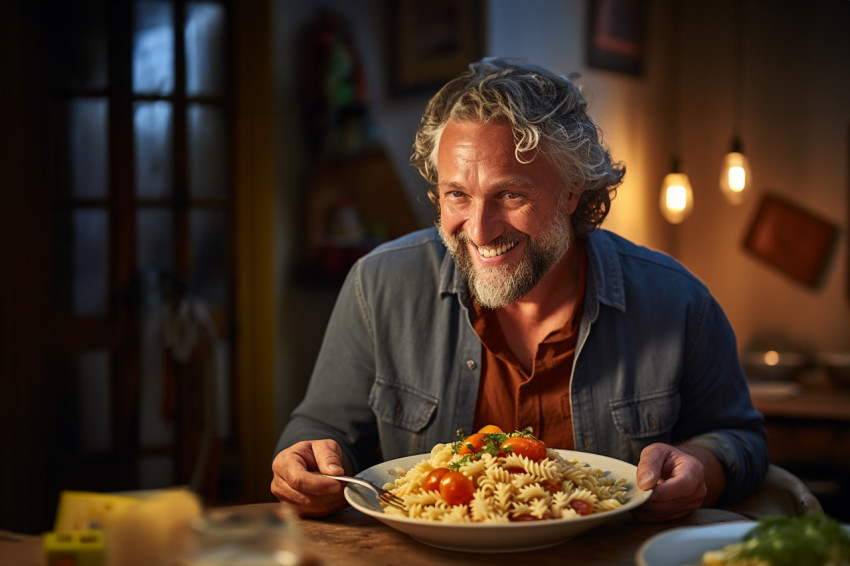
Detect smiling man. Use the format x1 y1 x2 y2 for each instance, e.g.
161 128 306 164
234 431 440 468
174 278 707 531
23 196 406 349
271 58 768 522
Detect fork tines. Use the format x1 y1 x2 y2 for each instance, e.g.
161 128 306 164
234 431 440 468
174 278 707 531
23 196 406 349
379 491 406 511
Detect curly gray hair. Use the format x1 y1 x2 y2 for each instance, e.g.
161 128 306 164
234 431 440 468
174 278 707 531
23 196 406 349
411 58 625 234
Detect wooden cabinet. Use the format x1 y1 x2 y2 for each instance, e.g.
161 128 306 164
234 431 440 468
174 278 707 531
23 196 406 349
749 378 850 521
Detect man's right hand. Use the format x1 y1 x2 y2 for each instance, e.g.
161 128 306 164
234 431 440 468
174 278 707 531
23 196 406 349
270 439 350 517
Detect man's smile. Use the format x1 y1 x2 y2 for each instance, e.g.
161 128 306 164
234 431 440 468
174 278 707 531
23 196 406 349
473 238 520 259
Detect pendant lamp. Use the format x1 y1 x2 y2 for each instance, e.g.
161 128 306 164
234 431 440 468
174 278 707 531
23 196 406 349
660 159 693 224
660 2 693 224
720 0 752 205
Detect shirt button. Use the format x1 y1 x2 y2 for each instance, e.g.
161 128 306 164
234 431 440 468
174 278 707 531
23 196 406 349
394 406 403 421
466 360 477 370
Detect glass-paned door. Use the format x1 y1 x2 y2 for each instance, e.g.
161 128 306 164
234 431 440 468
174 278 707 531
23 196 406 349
43 0 235 503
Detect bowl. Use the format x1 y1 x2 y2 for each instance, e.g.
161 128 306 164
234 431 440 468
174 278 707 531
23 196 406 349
816 351 850 389
741 349 811 381
344 449 651 553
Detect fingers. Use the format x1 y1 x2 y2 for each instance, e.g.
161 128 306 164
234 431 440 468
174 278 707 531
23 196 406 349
635 443 668 490
270 440 348 517
311 439 346 475
632 443 708 523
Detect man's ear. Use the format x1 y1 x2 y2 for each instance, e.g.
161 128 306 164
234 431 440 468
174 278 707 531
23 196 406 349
564 190 580 214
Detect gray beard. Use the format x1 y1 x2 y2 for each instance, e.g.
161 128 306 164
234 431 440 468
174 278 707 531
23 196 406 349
439 210 572 309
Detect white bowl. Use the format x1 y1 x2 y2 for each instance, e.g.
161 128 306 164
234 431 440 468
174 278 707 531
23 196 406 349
344 449 651 553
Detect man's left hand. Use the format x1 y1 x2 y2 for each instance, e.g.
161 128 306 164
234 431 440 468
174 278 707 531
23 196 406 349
631 442 721 522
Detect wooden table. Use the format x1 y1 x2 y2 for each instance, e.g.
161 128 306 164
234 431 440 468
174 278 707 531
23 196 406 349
1 504 750 566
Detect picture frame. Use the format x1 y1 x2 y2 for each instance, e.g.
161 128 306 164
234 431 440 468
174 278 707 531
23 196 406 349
586 0 646 76
743 193 840 289
386 0 484 97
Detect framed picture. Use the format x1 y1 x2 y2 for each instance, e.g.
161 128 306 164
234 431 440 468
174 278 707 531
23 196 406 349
386 0 484 97
586 0 646 76
743 193 840 289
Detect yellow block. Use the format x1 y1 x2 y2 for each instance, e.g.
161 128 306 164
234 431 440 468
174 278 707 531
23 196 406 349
54 491 140 532
44 530 105 566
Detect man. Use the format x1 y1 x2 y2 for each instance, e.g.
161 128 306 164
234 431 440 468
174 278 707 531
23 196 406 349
271 58 768 522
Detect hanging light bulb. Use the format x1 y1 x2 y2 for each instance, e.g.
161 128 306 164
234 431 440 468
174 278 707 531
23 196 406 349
720 0 751 205
720 137 751 205
660 159 694 224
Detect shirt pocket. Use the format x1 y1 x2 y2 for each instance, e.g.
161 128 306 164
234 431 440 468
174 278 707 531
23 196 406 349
369 379 439 433
608 388 680 441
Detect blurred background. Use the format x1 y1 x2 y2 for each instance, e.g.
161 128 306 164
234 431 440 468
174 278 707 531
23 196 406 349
1 0 848 533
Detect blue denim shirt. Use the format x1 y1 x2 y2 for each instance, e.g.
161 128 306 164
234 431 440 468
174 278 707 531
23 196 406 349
277 228 768 505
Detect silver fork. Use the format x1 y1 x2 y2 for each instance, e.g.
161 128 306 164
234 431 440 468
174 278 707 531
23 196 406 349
313 472 406 511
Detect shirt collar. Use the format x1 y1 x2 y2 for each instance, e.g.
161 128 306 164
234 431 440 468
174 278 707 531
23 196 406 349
583 229 627 316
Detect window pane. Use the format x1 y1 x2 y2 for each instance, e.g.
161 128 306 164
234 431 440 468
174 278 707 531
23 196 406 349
187 104 228 198
185 2 227 96
50 98 109 199
190 208 228 305
75 351 112 453
134 1 175 95
52 209 109 315
134 102 174 199
45 0 108 90
136 208 173 272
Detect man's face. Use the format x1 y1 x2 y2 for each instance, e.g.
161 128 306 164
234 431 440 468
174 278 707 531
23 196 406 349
436 119 578 308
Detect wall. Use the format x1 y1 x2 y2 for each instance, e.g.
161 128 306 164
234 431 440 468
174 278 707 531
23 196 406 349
678 0 850 353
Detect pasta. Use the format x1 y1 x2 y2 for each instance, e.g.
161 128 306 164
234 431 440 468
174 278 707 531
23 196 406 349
379 429 630 523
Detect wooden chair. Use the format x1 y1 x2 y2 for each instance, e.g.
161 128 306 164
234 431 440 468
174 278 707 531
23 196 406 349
727 464 823 519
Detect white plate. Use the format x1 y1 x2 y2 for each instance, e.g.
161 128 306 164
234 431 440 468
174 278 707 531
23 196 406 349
636 521 850 566
344 449 651 553
636 522 756 566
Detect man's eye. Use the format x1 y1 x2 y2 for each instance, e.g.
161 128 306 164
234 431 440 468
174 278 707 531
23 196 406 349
502 192 523 200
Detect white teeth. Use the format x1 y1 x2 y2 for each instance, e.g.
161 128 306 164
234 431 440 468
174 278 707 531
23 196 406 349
476 240 518 258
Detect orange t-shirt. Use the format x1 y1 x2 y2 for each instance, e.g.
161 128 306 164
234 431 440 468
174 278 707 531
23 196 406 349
471 245 586 449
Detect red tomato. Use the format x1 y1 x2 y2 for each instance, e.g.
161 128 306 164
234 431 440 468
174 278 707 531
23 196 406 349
512 513 539 522
499 436 547 461
438 471 475 505
477 424 504 434
458 432 487 456
569 500 594 516
541 479 562 495
421 468 450 492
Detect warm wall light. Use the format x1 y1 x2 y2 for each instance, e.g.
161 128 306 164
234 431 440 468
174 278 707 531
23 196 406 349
659 162 694 224
719 138 752 205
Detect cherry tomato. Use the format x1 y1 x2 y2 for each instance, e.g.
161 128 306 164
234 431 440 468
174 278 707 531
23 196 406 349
477 424 504 434
438 471 475 505
512 513 539 522
458 432 488 456
569 500 594 516
541 479 562 495
421 468 450 493
499 436 547 461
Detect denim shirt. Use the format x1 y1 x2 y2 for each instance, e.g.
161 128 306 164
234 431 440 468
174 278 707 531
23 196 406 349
277 228 768 506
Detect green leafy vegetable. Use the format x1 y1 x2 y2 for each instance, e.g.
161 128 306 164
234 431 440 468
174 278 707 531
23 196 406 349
727 513 850 566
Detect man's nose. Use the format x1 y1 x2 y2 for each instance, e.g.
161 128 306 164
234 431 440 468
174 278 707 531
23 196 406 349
467 199 502 246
